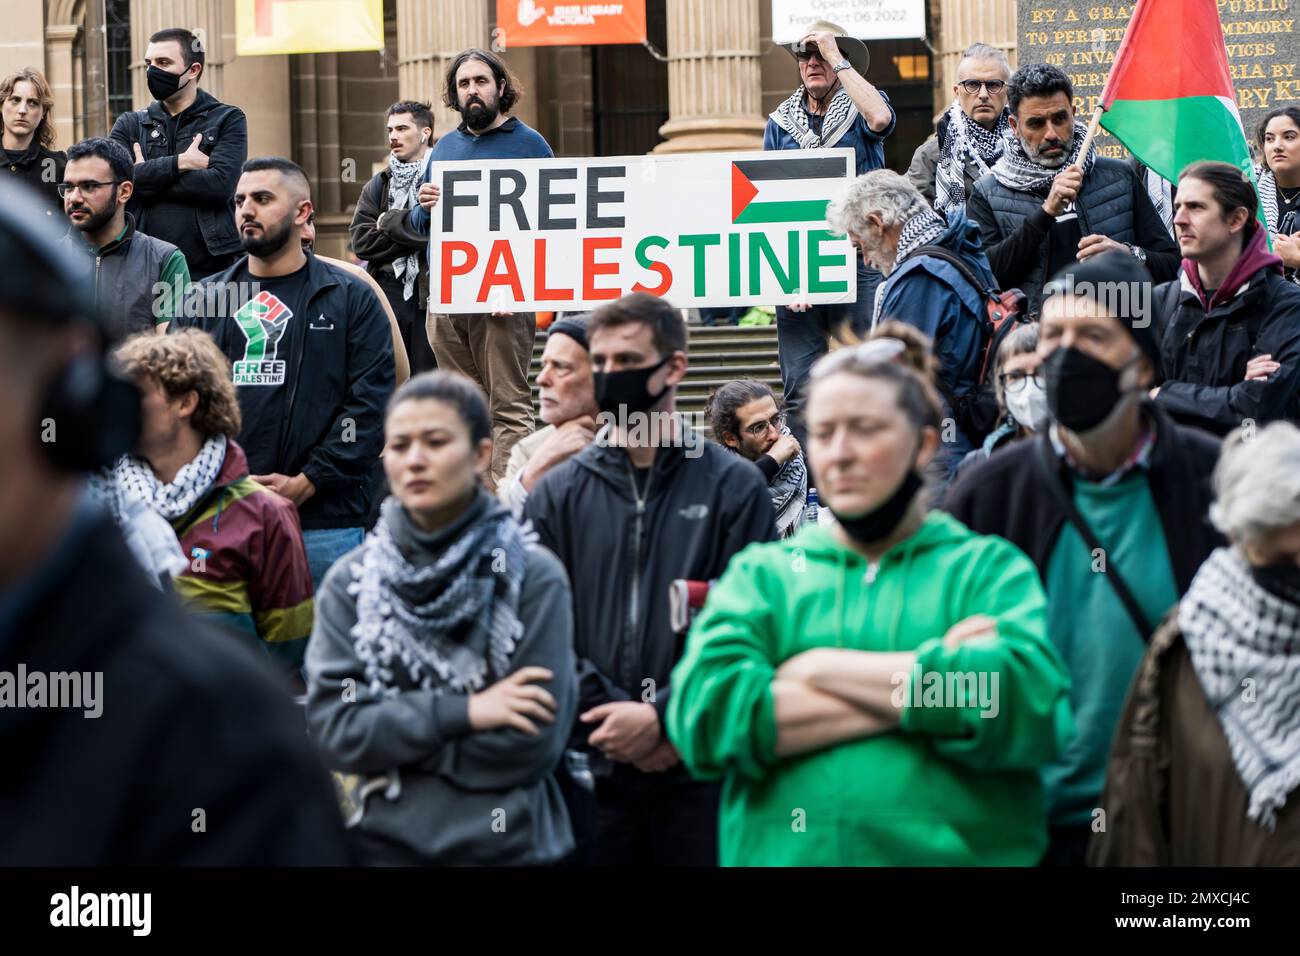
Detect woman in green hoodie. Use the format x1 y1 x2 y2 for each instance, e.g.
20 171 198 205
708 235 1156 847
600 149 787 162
666 340 1073 866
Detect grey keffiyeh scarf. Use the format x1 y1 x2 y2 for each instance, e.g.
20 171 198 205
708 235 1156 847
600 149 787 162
347 494 532 697
768 428 809 538
1178 547 1300 830
387 154 424 302
991 119 1097 195
770 85 859 150
934 101 1014 216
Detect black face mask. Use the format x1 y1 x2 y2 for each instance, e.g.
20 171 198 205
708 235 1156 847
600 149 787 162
831 467 925 545
146 64 190 102
594 355 671 416
1044 346 1136 433
1252 562 1300 605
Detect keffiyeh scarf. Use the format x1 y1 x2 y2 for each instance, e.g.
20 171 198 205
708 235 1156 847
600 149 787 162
767 428 808 538
89 434 226 585
770 85 859 150
387 154 424 302
1258 164 1281 233
872 207 948 326
1178 547 1300 830
1142 165 1174 237
347 496 530 697
934 102 1014 216
990 119 1097 195
100 433 227 522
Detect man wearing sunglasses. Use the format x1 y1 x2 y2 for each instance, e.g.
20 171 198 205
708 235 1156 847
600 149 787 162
907 43 1014 217
767 19 895 450
58 137 190 338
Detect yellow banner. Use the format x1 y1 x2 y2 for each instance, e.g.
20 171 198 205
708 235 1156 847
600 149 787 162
235 0 384 56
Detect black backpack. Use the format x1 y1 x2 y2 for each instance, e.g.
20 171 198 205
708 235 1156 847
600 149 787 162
912 244 1029 443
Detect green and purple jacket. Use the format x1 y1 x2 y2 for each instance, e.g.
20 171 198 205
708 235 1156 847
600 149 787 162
171 439 315 674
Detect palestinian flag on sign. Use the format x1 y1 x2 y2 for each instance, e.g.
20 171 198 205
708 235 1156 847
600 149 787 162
731 157 850 224
1099 0 1260 216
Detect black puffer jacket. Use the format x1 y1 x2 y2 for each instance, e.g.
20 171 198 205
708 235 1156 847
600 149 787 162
1 138 65 212
523 431 777 757
967 157 1180 316
109 89 247 264
1153 259 1300 435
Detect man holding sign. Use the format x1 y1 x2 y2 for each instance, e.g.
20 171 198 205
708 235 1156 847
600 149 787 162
410 48 553 489
765 19 896 446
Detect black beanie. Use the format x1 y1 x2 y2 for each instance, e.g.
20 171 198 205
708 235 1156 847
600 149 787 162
548 313 590 351
1042 251 1164 381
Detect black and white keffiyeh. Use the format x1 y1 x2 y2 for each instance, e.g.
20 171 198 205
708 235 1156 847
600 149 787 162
1258 164 1281 233
870 206 949 327
990 119 1097 195
387 154 424 302
934 102 1014 216
770 85 859 150
347 496 532 697
101 433 227 522
767 428 808 538
1142 165 1174 237
1178 547 1300 830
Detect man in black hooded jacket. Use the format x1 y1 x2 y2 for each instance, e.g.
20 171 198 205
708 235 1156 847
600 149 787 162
525 293 777 866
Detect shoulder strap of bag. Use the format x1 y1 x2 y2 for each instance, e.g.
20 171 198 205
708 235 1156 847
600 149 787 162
912 244 993 295
1034 438 1155 641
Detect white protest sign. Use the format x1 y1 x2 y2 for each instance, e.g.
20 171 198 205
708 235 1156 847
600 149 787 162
771 0 926 44
426 148 856 313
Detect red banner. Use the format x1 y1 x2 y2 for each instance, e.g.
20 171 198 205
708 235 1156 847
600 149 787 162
496 1 647 48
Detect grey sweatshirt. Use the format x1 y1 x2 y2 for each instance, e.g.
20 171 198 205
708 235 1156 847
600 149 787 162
305 489 576 865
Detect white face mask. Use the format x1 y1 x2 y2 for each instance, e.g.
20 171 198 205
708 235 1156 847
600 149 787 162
1004 377 1049 432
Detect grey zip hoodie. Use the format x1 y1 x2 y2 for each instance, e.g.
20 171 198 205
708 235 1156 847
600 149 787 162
305 488 576 865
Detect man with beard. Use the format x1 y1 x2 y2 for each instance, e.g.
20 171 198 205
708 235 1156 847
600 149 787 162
966 63 1178 317
765 20 895 449
349 101 436 373
172 158 394 590
59 137 190 337
410 49 552 492
907 43 1014 215
110 28 247 280
706 379 810 538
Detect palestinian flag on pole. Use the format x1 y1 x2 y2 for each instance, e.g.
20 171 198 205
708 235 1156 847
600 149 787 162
1099 0 1260 216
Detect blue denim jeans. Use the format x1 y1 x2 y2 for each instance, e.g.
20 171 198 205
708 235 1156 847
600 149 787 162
302 527 365 592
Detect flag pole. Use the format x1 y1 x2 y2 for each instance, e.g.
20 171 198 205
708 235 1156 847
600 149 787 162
1077 104 1107 162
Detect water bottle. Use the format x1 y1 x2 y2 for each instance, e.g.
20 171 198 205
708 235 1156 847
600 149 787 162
802 487 820 528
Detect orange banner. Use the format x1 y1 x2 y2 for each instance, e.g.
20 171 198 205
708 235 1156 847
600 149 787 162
496 1 647 48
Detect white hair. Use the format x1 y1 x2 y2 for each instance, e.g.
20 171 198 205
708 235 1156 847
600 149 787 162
826 170 929 237
958 43 1011 77
1210 422 1300 547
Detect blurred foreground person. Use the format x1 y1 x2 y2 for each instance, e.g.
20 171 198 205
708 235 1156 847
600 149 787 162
1092 423 1300 865
667 339 1072 865
0 179 350 865
306 372 576 865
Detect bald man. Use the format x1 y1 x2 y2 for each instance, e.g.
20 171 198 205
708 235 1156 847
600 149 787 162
171 157 397 590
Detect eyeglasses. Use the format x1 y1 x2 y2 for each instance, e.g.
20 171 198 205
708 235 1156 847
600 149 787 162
999 370 1042 393
958 79 1007 95
810 337 908 380
744 412 785 439
57 180 119 198
793 48 826 62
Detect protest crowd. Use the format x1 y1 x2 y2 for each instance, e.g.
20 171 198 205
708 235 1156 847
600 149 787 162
5 15 1300 870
